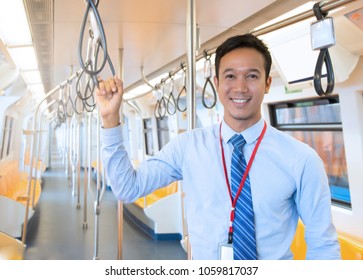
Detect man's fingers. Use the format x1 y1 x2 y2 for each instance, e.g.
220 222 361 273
103 79 113 94
104 77 116 93
114 76 123 94
95 76 123 99
97 78 106 95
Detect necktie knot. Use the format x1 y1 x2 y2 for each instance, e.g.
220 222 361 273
230 134 246 151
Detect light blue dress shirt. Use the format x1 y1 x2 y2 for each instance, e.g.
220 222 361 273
100 118 341 260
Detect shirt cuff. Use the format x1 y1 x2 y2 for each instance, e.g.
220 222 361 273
100 124 123 146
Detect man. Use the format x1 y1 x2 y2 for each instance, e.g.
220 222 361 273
95 33 341 260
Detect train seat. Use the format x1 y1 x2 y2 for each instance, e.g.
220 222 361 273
23 151 47 174
0 231 25 260
134 181 178 208
0 160 41 208
0 196 35 238
90 160 178 208
91 160 102 172
128 160 179 208
291 219 363 260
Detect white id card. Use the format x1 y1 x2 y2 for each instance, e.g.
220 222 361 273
218 242 233 260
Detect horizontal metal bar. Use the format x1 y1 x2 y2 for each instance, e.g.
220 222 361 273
276 123 343 131
252 0 356 36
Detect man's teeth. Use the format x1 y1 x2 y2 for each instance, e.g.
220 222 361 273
232 98 248 103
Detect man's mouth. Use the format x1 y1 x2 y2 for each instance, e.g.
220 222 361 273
231 98 249 104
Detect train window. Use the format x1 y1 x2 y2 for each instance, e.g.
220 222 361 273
0 127 4 159
157 117 170 150
273 98 341 125
269 96 351 208
143 118 154 156
0 115 14 159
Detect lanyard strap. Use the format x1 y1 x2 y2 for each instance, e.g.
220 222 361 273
219 121 267 243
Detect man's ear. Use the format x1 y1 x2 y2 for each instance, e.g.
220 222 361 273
214 75 219 89
265 76 272 94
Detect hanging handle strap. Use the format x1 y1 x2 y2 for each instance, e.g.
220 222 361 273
312 1 335 96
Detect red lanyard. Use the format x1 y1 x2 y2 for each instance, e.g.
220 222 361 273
219 121 267 243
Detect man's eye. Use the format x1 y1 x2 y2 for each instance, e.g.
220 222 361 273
246 74 259 80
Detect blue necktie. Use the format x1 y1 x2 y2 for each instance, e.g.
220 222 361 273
230 134 257 260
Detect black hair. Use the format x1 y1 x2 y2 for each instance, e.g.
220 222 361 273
214 33 272 81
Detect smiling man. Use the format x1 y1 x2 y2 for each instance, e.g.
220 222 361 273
214 45 271 132
95 33 341 260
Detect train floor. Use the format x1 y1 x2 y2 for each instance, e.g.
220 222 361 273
23 156 187 260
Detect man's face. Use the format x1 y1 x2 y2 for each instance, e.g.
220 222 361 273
214 47 271 132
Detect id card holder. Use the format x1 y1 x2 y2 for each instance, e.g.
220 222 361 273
218 242 233 260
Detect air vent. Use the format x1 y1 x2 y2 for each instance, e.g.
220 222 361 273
24 0 54 93
25 0 53 23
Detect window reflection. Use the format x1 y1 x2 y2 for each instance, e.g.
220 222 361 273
275 103 341 125
1 116 14 159
157 117 170 150
270 96 350 208
143 118 154 156
285 130 350 206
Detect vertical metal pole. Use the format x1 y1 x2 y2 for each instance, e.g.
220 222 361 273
71 115 76 196
32 101 55 209
66 117 71 184
21 73 81 243
185 0 197 260
48 123 52 168
87 113 92 223
117 48 124 260
83 113 89 229
93 110 101 260
22 113 38 244
186 0 197 131
76 115 81 209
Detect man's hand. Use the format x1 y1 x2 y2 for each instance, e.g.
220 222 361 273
95 76 123 128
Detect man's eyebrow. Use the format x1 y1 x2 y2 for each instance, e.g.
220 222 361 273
221 68 234 74
221 67 262 74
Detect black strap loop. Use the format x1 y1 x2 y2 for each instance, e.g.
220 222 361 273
166 75 177 115
202 77 217 109
154 97 166 119
313 2 328 20
78 0 115 89
57 100 66 123
314 48 335 96
176 85 187 112
176 64 187 112
202 53 217 109
312 2 335 96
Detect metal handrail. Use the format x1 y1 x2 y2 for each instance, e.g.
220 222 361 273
22 69 83 244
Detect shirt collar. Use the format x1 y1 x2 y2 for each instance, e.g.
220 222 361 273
221 118 265 145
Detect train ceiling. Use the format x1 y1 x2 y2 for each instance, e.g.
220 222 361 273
1 0 314 95
1 0 362 98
